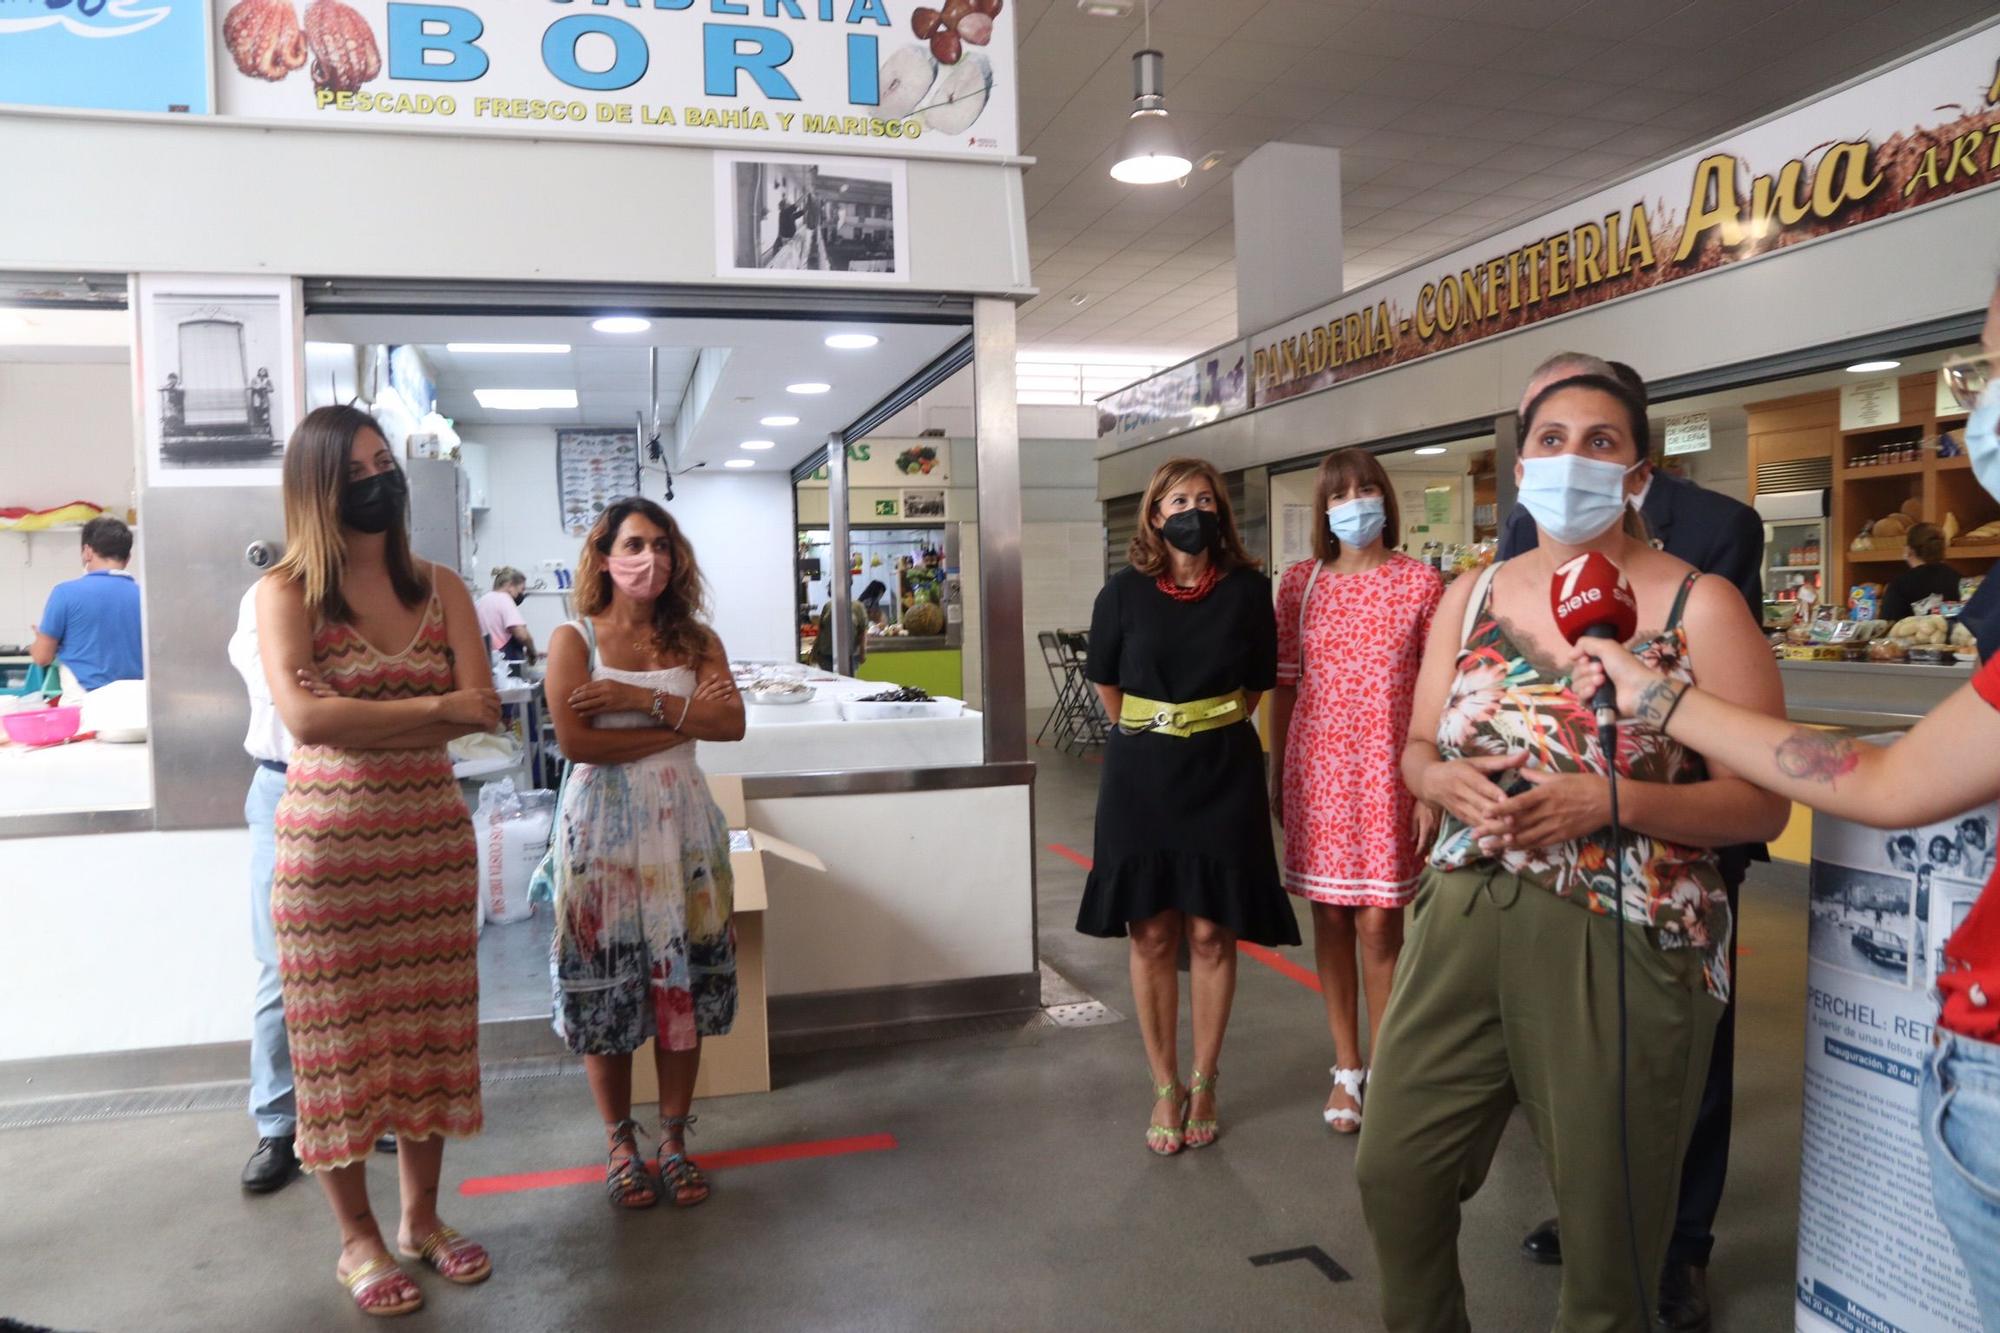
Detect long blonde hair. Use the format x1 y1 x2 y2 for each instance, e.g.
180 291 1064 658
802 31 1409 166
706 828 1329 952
1127 457 1258 577
273 405 427 624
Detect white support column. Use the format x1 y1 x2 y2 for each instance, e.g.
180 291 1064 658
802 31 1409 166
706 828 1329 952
1232 142 1345 335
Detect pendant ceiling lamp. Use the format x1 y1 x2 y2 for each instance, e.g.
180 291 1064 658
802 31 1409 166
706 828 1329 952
1109 3 1190 185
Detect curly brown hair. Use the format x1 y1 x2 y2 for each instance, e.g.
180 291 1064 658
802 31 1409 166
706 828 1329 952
1127 457 1259 577
573 497 716 662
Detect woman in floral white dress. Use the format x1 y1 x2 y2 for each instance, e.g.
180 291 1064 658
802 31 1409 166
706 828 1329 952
1270 448 1443 1132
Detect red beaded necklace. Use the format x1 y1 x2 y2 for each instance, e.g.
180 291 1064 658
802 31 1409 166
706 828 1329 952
1156 563 1222 603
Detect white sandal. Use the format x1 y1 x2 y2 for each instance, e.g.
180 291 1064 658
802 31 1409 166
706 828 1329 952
1324 1066 1366 1133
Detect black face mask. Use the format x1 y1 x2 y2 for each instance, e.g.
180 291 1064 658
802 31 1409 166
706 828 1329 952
340 469 406 535
1160 509 1220 556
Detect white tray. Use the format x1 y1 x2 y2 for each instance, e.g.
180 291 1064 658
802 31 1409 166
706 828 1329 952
838 697 964 722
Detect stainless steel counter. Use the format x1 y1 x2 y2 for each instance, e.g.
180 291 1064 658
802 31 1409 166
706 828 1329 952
1778 658 1972 730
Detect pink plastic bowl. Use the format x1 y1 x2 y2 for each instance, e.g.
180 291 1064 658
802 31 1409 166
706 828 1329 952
3 705 81 746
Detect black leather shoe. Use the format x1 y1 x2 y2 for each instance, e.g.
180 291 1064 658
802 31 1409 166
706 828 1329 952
1657 1261 1712 1333
1521 1217 1562 1265
241 1135 299 1193
375 1133 398 1154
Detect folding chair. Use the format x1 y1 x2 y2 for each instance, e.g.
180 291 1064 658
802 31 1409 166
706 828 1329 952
1055 629 1107 754
1035 631 1071 747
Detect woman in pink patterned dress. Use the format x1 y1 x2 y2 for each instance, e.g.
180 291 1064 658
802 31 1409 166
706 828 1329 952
1270 448 1444 1132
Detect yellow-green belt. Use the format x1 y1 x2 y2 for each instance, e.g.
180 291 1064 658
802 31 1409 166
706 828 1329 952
1119 689 1249 738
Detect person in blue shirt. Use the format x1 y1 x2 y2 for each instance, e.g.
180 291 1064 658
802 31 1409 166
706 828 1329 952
31 515 144 691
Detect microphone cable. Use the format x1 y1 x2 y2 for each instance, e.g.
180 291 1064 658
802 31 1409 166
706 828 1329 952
1598 703 1650 1330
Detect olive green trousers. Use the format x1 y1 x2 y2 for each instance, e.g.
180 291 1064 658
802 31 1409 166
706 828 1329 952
1354 866 1724 1333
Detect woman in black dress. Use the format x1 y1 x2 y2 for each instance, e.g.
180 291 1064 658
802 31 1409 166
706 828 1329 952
1079 456 1298 1156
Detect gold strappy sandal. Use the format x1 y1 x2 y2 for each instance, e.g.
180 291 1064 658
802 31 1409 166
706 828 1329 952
1147 1076 1189 1156
1184 1069 1220 1148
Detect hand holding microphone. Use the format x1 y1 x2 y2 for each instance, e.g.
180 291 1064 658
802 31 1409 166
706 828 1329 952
1571 640 1678 728
1549 550 1639 726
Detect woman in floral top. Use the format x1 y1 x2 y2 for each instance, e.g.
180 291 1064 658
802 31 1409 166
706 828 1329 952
1352 372 1788 1333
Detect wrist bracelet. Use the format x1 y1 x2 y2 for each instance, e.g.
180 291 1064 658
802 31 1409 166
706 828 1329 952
1660 682 1690 731
649 689 668 724
673 694 693 731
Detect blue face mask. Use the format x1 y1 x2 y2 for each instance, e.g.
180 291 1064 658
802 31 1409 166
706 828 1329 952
1517 454 1641 546
1964 380 2000 502
1327 496 1387 549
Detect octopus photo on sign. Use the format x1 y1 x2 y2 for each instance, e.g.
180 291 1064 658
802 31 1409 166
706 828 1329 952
224 0 379 93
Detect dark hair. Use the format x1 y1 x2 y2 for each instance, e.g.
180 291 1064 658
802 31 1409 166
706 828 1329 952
573 497 715 662
1310 447 1399 562
1606 361 1649 406
1128 457 1259 577
81 515 132 563
273 404 427 625
859 579 888 603
1906 522 1946 564
1521 373 1652 459
1930 834 1956 861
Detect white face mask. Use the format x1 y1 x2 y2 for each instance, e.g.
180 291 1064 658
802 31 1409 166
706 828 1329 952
1960 377 2000 504
1326 496 1387 549
1517 454 1642 546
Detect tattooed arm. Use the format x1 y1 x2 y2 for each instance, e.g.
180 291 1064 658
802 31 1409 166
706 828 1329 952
1576 638 2000 829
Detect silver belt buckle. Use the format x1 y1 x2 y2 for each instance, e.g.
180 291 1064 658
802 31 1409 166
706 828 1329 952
1154 709 1173 728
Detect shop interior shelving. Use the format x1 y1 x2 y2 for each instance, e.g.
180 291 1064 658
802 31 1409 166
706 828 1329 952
1751 371 1994 608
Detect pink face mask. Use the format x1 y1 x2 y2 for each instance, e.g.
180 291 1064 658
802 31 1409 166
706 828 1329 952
606 552 669 601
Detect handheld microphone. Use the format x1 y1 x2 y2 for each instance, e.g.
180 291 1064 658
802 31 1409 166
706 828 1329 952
1550 551 1639 727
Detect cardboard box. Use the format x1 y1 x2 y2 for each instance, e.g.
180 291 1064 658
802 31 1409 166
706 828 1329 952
632 773 823 1103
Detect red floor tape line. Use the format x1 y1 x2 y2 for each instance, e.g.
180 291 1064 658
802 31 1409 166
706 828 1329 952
458 1133 899 1197
1044 843 1321 992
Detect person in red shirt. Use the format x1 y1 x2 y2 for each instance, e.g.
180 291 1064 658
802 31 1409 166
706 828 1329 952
1576 634 2000 1323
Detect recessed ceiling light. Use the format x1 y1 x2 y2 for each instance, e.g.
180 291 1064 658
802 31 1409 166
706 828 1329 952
591 316 651 334
1846 359 1901 373
1413 445 1448 456
824 332 879 350
724 458 757 469
787 382 831 395
473 388 578 410
1077 0 1134 15
446 343 570 355
760 414 800 427
740 440 776 450
1069 294 1090 306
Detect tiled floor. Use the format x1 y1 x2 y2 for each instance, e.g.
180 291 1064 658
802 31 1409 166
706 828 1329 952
0 737 1811 1331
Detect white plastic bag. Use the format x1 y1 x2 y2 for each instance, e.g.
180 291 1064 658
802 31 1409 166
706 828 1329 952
473 779 555 925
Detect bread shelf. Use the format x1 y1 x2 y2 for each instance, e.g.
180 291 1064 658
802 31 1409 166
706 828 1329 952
1948 545 2000 560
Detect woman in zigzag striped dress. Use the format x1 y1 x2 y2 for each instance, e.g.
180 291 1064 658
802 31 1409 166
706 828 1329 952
258 405 502 1319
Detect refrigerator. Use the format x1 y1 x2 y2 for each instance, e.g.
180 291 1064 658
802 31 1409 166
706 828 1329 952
1754 488 1829 626
406 457 474 583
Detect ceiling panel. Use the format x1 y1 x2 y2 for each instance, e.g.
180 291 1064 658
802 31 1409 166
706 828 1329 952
1015 0 1976 359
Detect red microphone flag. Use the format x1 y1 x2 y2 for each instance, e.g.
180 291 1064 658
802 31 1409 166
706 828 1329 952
1550 551 1638 646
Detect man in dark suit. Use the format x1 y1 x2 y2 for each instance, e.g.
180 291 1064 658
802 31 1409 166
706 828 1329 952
1499 353 1765 1333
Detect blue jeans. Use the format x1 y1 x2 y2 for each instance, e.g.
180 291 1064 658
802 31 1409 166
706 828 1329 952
246 764 295 1137
1921 1031 2000 1330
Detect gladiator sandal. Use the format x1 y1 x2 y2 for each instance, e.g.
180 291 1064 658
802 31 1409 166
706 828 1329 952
603 1118 660 1210
1147 1076 1188 1156
1184 1069 1220 1149
658 1113 711 1208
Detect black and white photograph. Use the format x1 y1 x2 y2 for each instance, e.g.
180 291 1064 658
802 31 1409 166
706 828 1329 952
717 152 909 283
139 274 299 487
900 487 947 520
1808 862 1915 987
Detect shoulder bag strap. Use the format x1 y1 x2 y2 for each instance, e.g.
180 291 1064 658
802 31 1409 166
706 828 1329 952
1461 561 1501 648
1294 561 1322 677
